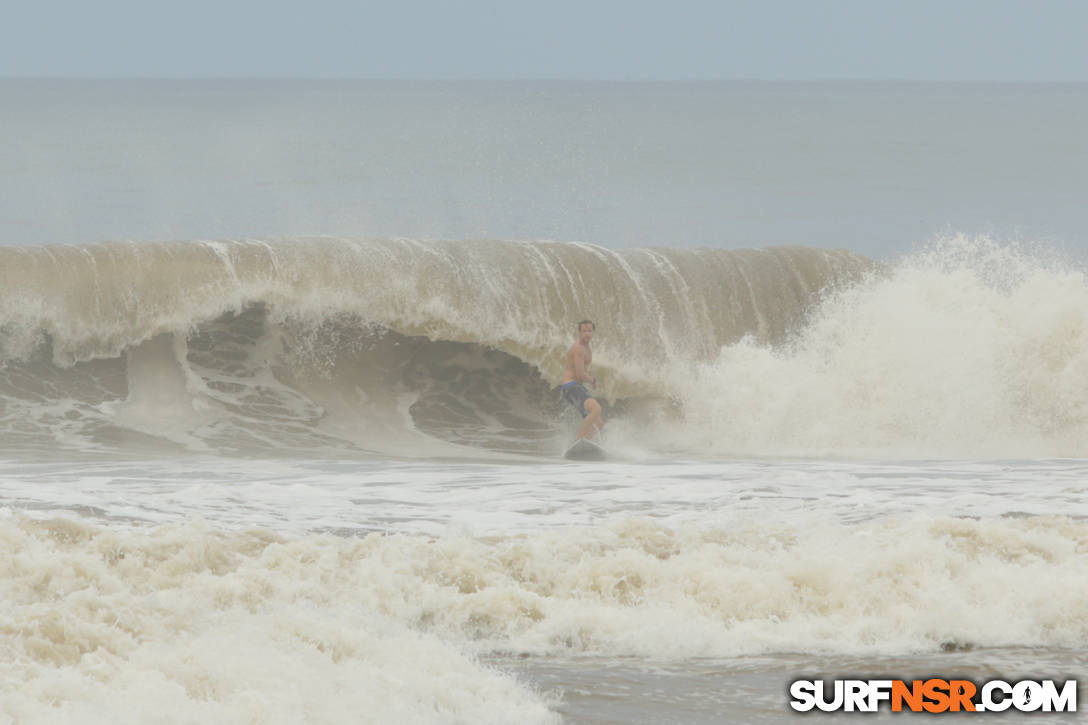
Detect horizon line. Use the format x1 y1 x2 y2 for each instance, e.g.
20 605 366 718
2 75 1087 84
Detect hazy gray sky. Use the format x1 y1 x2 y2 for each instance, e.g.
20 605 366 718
3 0 1086 81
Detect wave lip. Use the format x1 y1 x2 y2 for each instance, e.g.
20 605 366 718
0 237 865 369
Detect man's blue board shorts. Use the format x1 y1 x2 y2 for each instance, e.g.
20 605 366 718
561 381 593 418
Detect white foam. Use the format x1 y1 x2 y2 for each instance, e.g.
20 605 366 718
0 517 559 725
2 511 1085 695
108 334 218 453
659 236 1088 458
3 454 1085 718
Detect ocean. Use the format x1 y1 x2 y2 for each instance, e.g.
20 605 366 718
1 80 1086 723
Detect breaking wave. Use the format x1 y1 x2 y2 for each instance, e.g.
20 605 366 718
5 234 1088 458
0 237 864 458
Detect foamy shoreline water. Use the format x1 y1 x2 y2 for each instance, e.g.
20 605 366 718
2 457 1086 723
2 456 1086 534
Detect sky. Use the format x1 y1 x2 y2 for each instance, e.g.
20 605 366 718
2 0 1086 81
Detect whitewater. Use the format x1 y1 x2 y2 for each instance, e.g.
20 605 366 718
2 80 1087 723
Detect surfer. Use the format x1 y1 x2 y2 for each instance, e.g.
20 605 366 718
560 320 604 441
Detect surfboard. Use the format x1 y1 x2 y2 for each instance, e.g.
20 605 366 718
563 437 607 461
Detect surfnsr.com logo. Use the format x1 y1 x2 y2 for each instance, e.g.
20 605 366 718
789 679 1077 713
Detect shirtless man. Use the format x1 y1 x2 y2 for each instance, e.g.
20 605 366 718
560 320 604 441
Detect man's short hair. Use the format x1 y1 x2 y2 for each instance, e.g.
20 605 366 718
578 319 595 331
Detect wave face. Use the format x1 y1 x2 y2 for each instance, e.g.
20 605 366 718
0 237 866 458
